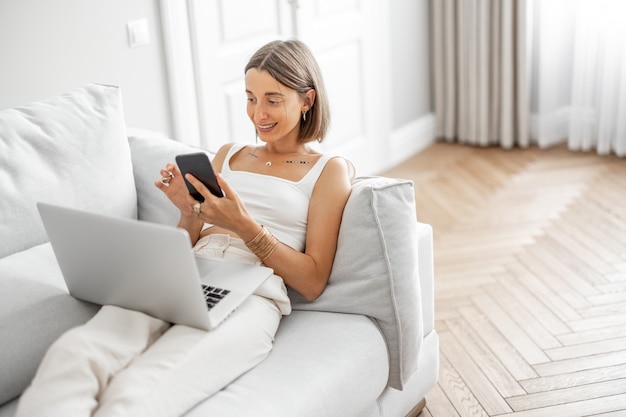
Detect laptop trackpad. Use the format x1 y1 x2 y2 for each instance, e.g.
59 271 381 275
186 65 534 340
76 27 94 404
194 255 222 277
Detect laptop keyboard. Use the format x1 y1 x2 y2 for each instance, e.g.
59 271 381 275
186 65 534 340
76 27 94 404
202 284 230 310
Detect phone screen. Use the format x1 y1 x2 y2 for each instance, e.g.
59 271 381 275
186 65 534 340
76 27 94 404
175 152 224 201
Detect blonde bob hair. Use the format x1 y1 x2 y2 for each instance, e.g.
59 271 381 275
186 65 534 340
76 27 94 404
245 40 330 143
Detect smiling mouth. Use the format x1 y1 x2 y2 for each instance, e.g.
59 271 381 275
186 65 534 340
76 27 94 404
257 123 277 131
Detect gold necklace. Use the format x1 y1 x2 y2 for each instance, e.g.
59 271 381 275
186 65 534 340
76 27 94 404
248 147 311 166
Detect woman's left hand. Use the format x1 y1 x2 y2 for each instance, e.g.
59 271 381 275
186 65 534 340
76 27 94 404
185 173 256 238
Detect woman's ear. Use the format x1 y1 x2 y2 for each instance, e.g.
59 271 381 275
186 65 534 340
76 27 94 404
303 89 316 112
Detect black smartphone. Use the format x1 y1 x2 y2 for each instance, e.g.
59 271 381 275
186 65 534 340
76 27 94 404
175 152 223 201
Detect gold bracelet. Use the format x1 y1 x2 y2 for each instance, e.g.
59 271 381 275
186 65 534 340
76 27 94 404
247 226 278 260
246 226 266 246
245 225 278 261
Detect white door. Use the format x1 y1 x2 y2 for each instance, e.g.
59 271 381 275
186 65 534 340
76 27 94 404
295 0 389 174
164 0 389 174
188 0 292 151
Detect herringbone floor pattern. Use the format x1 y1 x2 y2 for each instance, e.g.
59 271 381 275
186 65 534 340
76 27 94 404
383 142 626 417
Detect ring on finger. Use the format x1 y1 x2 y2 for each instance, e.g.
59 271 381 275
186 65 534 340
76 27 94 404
193 201 201 215
161 172 174 184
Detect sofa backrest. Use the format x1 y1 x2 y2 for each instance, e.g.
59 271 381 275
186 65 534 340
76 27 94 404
0 84 137 259
127 131 206 226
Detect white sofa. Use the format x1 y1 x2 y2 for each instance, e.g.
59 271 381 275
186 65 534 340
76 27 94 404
0 84 439 417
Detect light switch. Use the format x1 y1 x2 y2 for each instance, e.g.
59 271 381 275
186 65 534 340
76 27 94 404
127 18 150 48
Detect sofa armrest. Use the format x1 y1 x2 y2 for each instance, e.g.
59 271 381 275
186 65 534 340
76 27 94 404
288 177 432 390
416 222 434 336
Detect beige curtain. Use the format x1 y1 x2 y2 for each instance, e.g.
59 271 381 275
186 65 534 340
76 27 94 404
432 0 529 148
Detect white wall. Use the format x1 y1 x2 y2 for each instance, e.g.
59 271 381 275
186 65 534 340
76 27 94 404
390 0 432 129
0 0 432 167
386 0 435 170
0 0 172 136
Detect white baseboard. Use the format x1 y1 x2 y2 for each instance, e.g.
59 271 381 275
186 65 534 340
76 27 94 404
380 112 436 173
530 107 570 148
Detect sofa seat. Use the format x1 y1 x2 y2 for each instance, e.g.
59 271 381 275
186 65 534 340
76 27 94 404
0 244 99 406
187 311 390 417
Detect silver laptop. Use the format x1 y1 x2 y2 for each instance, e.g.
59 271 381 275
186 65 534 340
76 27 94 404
37 202 273 331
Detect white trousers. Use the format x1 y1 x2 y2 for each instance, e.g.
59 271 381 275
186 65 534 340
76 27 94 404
16 235 290 417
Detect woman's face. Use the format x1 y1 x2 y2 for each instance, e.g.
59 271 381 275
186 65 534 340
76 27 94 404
245 68 304 145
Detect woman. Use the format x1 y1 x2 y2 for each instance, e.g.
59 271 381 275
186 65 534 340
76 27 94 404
158 39 352 302
16 40 353 417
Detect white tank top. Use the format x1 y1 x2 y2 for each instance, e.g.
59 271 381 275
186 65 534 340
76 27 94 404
220 143 336 252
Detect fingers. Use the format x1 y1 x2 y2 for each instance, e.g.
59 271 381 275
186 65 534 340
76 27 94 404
155 164 181 196
215 173 232 197
155 164 177 185
164 163 179 175
161 172 174 185
185 174 210 200
159 163 179 182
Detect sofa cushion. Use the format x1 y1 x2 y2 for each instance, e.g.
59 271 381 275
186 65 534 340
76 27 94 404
184 311 389 417
288 177 424 390
0 84 137 259
0 244 99 406
128 131 206 226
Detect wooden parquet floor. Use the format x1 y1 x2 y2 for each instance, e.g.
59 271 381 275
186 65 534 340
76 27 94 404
382 142 626 417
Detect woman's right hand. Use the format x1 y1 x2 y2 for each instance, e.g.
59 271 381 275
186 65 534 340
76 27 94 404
154 163 196 217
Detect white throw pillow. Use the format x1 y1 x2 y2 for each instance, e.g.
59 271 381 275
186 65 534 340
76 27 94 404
0 84 137 258
288 177 424 390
